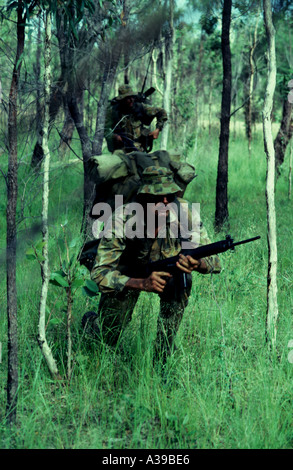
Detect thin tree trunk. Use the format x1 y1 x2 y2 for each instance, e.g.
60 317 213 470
58 107 75 158
6 1 25 425
274 99 293 175
263 0 278 350
122 0 130 85
215 0 232 230
160 0 174 150
194 32 205 131
152 48 163 97
192 31 205 157
37 11 61 379
92 41 122 155
85 43 122 238
93 0 127 156
172 36 182 137
33 15 42 161
208 86 213 136
31 5 72 168
245 10 260 156
67 90 93 238
31 74 66 167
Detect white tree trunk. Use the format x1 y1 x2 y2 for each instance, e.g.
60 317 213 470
38 11 60 379
262 0 278 350
160 0 174 150
247 10 260 156
152 48 163 97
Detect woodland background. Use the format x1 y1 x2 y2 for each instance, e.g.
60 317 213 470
0 0 293 449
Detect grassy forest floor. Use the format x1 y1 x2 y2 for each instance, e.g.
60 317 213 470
0 126 293 449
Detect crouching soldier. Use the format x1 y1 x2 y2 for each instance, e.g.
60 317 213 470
83 167 221 363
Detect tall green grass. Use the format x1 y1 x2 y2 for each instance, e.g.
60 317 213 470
0 128 293 449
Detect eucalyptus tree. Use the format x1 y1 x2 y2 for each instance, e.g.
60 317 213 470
2 0 96 424
243 3 261 156
273 6 293 175
4 0 38 426
160 0 175 150
37 6 65 380
215 0 232 230
262 0 278 350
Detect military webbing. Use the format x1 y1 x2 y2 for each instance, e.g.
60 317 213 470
150 153 160 168
128 153 139 178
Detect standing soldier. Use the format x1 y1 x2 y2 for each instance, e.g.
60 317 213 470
104 85 168 154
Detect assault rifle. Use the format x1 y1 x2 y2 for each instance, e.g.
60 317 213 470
145 235 261 276
142 235 261 299
79 234 261 299
136 86 156 103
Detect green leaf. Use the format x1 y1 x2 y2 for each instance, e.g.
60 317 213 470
85 279 99 293
50 318 63 326
51 269 66 277
72 278 84 288
50 272 69 288
82 286 99 298
26 247 36 260
69 237 79 248
26 254 36 261
36 240 46 251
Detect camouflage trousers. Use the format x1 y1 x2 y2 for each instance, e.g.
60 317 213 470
92 284 191 361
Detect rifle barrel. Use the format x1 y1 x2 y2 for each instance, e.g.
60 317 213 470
233 236 261 247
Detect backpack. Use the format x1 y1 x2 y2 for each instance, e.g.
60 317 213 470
88 149 196 209
79 149 196 271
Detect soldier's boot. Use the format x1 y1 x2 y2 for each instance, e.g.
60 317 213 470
153 335 178 366
153 301 185 366
81 311 101 339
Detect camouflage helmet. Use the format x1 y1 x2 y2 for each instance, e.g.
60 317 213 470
116 85 137 101
138 166 182 196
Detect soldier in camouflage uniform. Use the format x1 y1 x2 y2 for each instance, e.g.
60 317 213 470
104 85 167 153
85 167 221 363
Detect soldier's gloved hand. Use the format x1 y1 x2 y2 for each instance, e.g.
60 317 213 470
142 271 172 293
176 254 205 273
148 128 160 140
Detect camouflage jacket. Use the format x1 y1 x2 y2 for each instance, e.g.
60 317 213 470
91 198 221 294
104 101 167 153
